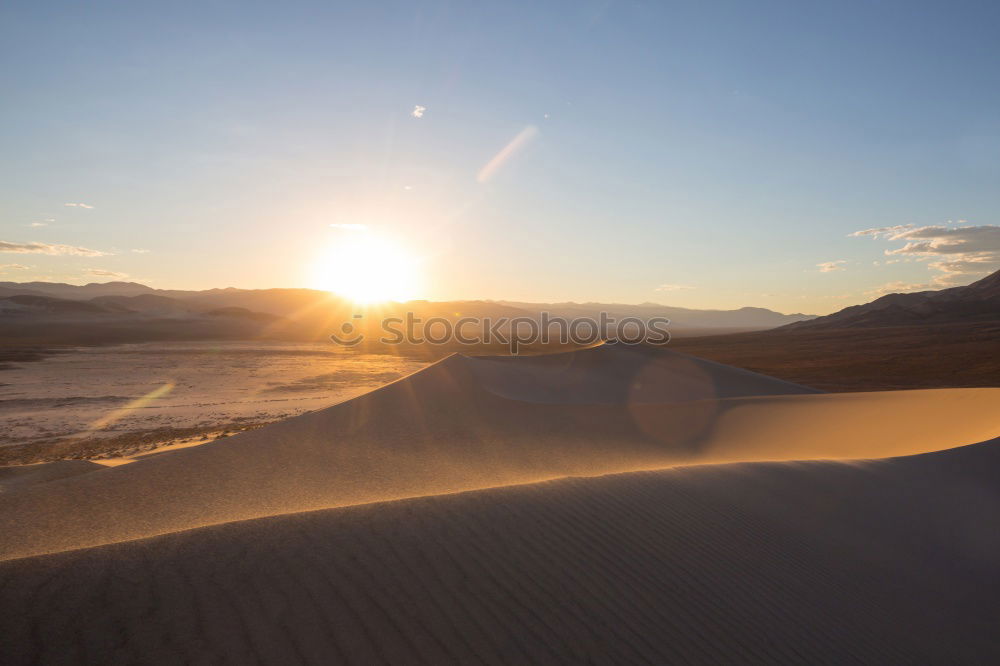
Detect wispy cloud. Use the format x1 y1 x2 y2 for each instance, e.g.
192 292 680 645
864 281 930 297
926 254 998 285
655 284 695 292
0 240 110 257
27 219 54 228
850 222 1000 285
85 269 129 279
411 105 426 118
131 248 151 254
0 263 31 271
329 223 367 231
63 202 94 209
848 224 913 238
817 260 847 273
884 224 999 254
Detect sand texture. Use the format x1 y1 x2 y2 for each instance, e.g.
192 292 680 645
1 344 998 663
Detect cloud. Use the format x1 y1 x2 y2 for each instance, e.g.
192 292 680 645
0 240 110 256
85 269 128 279
329 223 367 231
0 263 31 271
655 284 695 292
131 248 150 254
926 254 998 285
28 219 53 227
817 260 847 273
848 225 913 238
864 281 930 297
63 202 94 209
883 224 1000 255
851 222 1000 286
411 105 426 118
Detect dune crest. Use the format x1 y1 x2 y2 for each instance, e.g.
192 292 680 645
3 437 1000 664
463 343 820 403
0 345 997 561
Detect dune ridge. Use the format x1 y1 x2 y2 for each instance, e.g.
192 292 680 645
463 342 821 403
1 345 998 562
2 437 1000 664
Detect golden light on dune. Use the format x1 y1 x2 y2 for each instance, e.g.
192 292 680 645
310 231 421 303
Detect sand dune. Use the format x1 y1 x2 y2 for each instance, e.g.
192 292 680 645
2 437 999 664
1 345 997 561
0 346 1000 559
0 460 103 493
1 344 998 664
464 341 821 403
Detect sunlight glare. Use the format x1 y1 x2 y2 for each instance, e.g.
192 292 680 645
310 231 421 303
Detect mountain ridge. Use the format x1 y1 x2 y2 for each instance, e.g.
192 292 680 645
0 281 814 329
782 269 1000 330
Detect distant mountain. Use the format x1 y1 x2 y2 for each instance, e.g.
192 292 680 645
0 286 43 299
203 306 281 322
784 269 1000 330
0 281 818 349
89 294 194 315
0 296 287 347
166 288 342 317
0 295 132 315
0 281 155 300
499 301 815 330
0 282 812 330
394 300 534 320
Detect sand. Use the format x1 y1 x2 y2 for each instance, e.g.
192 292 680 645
0 460 104 493
1 343 998 663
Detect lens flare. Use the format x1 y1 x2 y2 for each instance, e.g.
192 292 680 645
87 382 176 433
477 125 539 183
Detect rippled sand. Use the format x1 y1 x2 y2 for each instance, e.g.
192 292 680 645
1 344 998 664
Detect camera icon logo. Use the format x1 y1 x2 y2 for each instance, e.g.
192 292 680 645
329 314 364 346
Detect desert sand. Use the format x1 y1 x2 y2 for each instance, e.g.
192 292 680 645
0 341 426 463
1 343 998 663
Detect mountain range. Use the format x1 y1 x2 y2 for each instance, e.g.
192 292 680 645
2 272 997 351
783 269 1000 330
0 281 815 336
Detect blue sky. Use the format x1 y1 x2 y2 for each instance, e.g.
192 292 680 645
2 0 998 313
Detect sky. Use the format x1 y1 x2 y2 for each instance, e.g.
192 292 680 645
1 0 999 314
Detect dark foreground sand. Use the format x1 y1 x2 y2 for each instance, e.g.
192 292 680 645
2 438 1000 664
1 344 998 664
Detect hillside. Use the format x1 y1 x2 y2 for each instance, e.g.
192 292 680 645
785 269 1000 330
670 321 1000 391
666 270 1000 391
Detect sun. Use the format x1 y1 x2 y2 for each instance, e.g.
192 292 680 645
310 231 422 304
